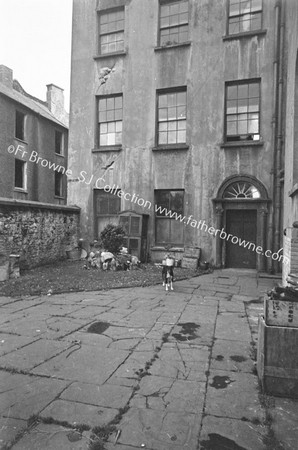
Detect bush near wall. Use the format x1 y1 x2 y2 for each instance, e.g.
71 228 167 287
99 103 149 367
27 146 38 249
0 198 80 269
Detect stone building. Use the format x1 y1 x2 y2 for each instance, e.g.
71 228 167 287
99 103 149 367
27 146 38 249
0 65 69 204
68 0 295 271
0 65 80 274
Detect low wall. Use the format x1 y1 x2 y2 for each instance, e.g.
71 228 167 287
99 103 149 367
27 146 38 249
0 198 80 270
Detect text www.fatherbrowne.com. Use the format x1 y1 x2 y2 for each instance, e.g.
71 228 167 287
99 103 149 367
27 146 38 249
155 205 288 266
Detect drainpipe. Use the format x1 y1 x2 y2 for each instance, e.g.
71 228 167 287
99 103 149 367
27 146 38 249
273 0 285 273
268 1 280 273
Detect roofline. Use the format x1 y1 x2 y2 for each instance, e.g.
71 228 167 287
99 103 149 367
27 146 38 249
0 89 68 130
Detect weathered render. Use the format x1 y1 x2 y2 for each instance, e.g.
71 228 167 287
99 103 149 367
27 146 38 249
282 0 298 283
68 0 293 271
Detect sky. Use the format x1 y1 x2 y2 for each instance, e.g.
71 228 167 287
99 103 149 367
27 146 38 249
0 0 73 111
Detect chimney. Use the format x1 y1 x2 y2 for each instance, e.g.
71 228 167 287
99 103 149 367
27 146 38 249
0 65 13 88
47 83 65 116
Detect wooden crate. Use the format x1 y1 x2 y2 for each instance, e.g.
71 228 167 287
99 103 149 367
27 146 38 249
182 256 198 269
185 247 201 258
257 316 298 398
264 297 298 328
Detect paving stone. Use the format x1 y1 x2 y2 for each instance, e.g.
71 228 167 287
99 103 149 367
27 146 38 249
112 351 155 379
210 339 254 373
215 312 251 342
199 415 267 450
32 346 130 384
61 382 132 409
0 334 38 356
205 370 265 421
0 417 27 449
60 331 112 348
40 399 118 428
11 423 91 450
112 407 201 450
219 299 245 312
0 373 69 419
0 339 72 371
0 316 49 338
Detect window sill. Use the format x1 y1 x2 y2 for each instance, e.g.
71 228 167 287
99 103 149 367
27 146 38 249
154 41 191 51
220 140 264 149
289 183 298 198
55 152 65 157
93 51 127 60
55 195 65 199
151 246 184 251
223 29 267 41
14 137 27 145
92 145 122 152
14 188 28 193
152 144 189 151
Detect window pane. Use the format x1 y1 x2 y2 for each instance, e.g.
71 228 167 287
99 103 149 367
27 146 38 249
168 107 177 120
251 0 262 11
170 191 184 214
168 131 177 143
177 130 186 142
227 100 237 114
170 219 184 244
100 134 108 146
227 121 237 135
251 13 261 30
155 191 170 215
238 98 248 113
158 132 167 144
156 218 170 244
229 2 240 16
180 1 189 13
119 216 129 234
131 216 141 235
240 0 250 14
229 20 240 34
238 84 248 99
227 85 238 100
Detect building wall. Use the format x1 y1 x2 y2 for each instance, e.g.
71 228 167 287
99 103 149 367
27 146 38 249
0 94 69 204
282 0 298 282
68 0 281 267
0 199 80 269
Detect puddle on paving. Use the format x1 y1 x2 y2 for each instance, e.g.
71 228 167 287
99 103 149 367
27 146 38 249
210 375 234 389
87 321 110 334
200 433 246 450
230 355 247 362
215 355 224 361
172 322 200 341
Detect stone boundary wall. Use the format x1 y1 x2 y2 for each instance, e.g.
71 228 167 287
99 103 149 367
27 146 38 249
0 198 80 270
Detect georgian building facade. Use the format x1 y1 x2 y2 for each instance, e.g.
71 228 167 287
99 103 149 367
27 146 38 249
68 0 297 272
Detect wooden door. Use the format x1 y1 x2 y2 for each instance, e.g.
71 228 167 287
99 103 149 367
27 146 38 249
226 210 257 268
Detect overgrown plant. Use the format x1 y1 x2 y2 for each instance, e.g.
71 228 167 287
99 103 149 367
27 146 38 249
99 224 125 254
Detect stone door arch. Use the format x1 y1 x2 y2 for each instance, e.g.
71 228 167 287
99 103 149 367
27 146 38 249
213 175 271 271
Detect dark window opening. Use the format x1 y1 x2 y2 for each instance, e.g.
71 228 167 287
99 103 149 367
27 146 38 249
15 111 25 140
155 190 184 245
55 131 63 154
55 172 63 197
15 159 26 189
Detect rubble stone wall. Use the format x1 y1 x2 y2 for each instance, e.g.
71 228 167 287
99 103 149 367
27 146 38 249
0 198 80 269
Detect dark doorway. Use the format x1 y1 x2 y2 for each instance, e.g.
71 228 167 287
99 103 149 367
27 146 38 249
226 210 257 269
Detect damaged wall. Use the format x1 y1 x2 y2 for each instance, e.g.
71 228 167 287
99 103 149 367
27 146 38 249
0 199 80 269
